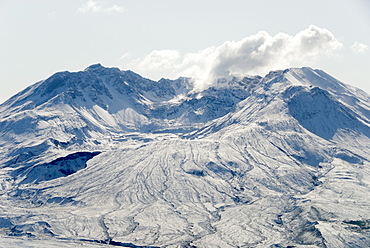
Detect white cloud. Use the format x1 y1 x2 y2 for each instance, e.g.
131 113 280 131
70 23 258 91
106 5 124 13
78 0 124 13
130 50 181 71
127 25 343 90
351 42 368 54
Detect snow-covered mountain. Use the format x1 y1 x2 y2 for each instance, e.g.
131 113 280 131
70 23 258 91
1 65 370 247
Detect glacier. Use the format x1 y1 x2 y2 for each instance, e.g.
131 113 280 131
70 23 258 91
0 64 370 247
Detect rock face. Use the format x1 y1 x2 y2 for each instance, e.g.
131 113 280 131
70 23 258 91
1 65 370 247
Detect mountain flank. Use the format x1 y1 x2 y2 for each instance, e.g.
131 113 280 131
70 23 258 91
1 65 370 247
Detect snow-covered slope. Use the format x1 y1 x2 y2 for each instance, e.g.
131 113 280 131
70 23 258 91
1 65 370 247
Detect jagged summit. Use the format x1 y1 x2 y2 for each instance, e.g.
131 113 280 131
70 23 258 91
84 63 105 71
1 65 370 247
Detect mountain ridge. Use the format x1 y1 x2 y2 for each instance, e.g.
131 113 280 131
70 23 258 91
1 65 370 247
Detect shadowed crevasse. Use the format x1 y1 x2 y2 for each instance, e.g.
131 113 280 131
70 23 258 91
12 151 101 184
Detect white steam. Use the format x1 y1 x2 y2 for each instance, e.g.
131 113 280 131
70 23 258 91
126 25 342 90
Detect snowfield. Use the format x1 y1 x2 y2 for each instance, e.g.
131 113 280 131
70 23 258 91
0 64 370 247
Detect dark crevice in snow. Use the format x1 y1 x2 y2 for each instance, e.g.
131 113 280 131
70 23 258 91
77 238 160 247
12 151 101 184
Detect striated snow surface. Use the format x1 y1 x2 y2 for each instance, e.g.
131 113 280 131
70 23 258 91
1 64 370 247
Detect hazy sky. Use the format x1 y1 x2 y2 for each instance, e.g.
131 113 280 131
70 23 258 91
1 0 369 103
